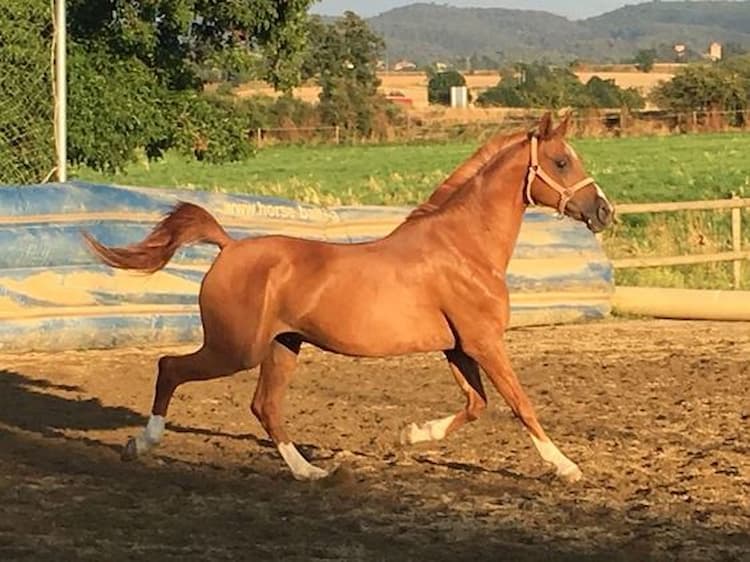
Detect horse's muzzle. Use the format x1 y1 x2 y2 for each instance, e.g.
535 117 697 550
584 197 614 233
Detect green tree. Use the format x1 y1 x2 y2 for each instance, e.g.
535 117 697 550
585 77 645 109
65 0 315 171
634 49 657 73
428 70 468 105
652 64 747 113
67 0 315 91
477 63 644 109
477 63 586 109
67 45 174 172
305 12 387 138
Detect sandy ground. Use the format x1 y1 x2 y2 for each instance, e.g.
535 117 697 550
0 319 748 561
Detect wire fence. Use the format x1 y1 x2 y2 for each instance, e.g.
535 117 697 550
254 108 750 146
0 0 56 185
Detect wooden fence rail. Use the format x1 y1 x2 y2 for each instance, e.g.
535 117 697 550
612 195 750 289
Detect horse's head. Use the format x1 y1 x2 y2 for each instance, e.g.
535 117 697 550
524 112 613 233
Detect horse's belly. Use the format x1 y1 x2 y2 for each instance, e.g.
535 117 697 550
297 300 454 357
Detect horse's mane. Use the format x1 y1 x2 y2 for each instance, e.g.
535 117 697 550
407 129 529 221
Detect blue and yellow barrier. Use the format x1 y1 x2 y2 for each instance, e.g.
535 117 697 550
0 181 613 352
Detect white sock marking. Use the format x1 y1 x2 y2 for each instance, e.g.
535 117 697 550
278 442 328 481
530 434 582 481
401 415 457 445
133 414 165 455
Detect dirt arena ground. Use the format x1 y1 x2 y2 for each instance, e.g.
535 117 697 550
1 319 748 561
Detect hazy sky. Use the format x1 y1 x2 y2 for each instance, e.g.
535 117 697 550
310 1 637 20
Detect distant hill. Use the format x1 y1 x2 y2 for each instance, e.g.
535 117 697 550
367 1 750 64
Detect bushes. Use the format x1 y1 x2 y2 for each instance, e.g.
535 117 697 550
69 49 252 169
427 70 468 105
68 47 323 171
652 63 748 115
68 47 174 172
584 76 645 110
476 63 644 110
170 94 254 163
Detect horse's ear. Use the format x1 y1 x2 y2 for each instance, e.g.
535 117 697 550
537 112 554 139
554 111 572 137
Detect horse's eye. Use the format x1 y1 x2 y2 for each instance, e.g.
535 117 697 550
555 158 568 170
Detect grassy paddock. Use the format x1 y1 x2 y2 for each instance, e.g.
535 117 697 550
76 133 750 289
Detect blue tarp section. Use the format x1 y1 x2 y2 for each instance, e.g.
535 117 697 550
0 181 614 352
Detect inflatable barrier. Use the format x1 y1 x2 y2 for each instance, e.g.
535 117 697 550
0 181 613 352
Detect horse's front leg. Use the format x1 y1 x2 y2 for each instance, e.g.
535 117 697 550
464 337 582 483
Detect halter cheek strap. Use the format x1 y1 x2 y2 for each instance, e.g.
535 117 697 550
525 136 595 215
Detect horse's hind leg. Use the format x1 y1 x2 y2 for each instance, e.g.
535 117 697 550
122 345 242 461
400 349 487 445
251 334 328 481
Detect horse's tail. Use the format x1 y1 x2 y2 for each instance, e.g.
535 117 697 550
82 202 233 274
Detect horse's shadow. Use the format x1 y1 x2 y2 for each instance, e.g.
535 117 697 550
0 368 274 451
0 369 144 435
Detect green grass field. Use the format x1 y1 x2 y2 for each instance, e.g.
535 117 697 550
75 132 750 290
76 133 750 206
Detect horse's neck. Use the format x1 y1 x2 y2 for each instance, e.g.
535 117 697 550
479 168 527 270
408 131 528 220
423 160 528 272
465 151 528 268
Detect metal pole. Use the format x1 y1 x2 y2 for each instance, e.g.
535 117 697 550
55 0 67 182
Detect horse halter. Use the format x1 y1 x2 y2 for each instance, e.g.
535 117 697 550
524 135 595 216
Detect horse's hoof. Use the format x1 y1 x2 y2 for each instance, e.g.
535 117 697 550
121 437 139 462
398 423 417 446
307 466 330 481
558 463 582 484
324 465 356 487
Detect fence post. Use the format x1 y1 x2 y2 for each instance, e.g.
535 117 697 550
54 0 67 182
334 125 340 145
256 128 262 147
732 193 742 289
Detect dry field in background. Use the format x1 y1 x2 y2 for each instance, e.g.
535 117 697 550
231 68 675 111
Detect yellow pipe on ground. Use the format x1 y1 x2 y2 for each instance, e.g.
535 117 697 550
613 286 750 321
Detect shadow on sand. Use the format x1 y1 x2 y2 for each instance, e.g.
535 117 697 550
0 368 747 561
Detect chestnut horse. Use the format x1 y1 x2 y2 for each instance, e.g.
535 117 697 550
83 113 613 483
